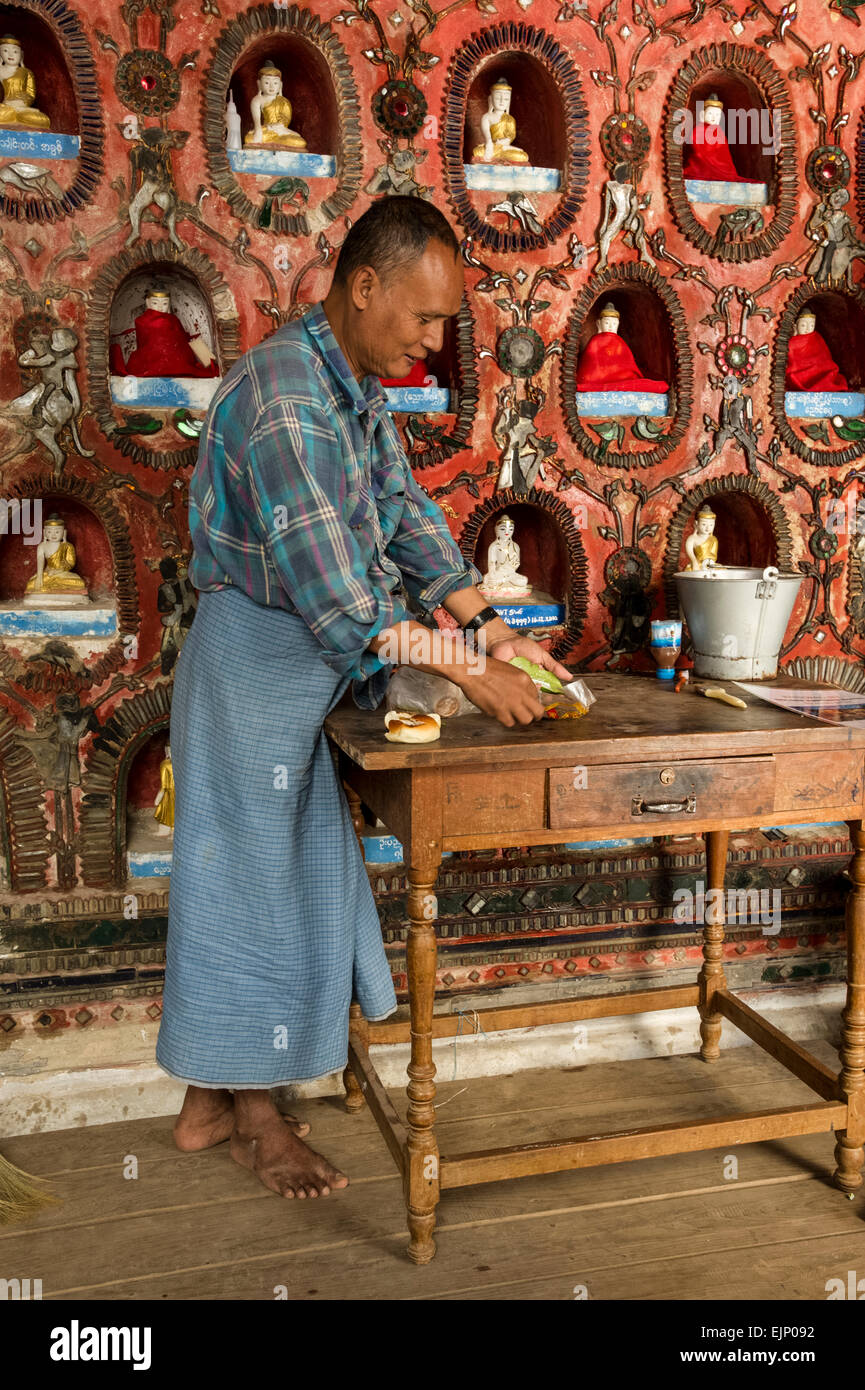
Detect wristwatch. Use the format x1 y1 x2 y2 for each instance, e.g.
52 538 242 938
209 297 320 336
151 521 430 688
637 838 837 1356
462 605 501 633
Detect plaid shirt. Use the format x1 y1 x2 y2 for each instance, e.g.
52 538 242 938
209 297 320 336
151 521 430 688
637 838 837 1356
188 303 481 707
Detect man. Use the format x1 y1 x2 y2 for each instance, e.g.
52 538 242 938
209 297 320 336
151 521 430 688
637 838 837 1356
156 197 570 1200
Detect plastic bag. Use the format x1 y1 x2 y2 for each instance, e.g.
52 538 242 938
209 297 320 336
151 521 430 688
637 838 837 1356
384 666 476 718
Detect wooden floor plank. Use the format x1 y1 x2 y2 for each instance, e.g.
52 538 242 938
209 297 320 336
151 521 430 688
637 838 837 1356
2 1043 859 1301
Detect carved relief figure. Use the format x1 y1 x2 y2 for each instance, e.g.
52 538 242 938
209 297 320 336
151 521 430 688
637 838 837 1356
0 35 50 130
596 164 656 271
2 326 89 473
576 303 669 393
471 79 529 165
805 189 865 288
245 63 306 150
157 556 197 674
19 691 99 791
124 125 189 252
493 383 552 491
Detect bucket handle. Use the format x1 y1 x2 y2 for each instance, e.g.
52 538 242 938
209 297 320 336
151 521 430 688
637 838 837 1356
756 565 778 599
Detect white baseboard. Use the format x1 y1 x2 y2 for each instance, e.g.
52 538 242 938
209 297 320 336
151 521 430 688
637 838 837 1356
0 982 845 1137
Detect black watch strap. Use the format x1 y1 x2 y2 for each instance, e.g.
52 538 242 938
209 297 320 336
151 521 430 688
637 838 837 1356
463 605 500 633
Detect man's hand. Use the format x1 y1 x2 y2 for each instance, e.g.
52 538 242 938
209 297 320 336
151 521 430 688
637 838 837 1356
485 634 574 685
457 654 546 728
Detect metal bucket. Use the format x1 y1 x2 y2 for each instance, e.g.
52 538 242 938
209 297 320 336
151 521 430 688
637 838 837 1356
674 565 803 680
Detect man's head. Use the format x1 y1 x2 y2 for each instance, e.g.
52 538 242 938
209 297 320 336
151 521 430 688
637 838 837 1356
324 197 463 381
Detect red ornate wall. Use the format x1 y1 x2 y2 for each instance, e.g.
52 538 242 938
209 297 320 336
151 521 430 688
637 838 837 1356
1 0 863 1043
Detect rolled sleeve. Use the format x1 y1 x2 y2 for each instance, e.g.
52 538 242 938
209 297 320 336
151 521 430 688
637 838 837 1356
385 463 482 610
248 403 407 681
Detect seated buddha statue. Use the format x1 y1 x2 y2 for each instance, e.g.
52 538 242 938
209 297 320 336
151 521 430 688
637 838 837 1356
112 288 219 378
244 63 306 150
682 94 762 184
576 303 669 394
0 35 51 130
785 310 849 393
471 79 529 166
684 505 719 572
479 514 531 600
23 513 89 601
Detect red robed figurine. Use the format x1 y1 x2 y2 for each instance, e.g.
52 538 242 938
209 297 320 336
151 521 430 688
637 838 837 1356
785 310 849 392
111 290 219 378
576 302 669 394
682 94 764 185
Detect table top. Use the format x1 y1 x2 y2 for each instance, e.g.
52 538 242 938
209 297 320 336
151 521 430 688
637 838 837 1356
325 672 865 770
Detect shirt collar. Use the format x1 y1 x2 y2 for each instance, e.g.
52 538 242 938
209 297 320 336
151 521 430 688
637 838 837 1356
303 302 387 419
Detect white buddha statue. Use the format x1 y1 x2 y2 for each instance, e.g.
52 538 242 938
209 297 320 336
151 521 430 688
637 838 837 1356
479 514 532 599
22 512 89 606
245 63 306 150
471 78 529 166
0 34 50 130
685 505 719 572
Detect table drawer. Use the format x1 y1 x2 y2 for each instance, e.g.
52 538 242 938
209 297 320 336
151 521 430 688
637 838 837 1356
548 756 776 830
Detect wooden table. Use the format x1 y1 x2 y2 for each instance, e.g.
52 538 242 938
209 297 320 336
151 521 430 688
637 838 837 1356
325 672 865 1264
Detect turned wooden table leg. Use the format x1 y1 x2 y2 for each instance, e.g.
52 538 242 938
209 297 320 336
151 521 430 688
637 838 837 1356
404 861 442 1264
342 782 370 1112
834 821 865 1195
344 1002 368 1113
698 828 729 1063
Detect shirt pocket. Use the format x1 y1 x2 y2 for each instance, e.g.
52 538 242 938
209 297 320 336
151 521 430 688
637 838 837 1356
372 470 406 548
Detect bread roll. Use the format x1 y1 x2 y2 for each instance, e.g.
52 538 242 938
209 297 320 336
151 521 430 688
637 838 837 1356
383 709 442 743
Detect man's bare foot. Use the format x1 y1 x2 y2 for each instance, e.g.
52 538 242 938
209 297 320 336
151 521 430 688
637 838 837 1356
173 1085 310 1152
230 1090 348 1198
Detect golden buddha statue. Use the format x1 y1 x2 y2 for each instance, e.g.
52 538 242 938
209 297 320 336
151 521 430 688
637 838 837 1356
153 744 175 834
244 63 306 150
23 513 89 602
685 505 719 572
471 78 529 166
0 35 51 131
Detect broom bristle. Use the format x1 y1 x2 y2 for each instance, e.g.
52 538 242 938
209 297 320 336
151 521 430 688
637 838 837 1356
0 1152 61 1224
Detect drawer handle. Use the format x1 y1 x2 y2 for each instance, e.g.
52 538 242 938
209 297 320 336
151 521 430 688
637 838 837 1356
631 794 697 817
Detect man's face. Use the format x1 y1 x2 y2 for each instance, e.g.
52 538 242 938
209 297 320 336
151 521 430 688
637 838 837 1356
1 43 21 66
348 240 464 381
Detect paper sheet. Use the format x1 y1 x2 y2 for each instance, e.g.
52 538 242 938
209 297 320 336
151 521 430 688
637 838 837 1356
734 682 865 724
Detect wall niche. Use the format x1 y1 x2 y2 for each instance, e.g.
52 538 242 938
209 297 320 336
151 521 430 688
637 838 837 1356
203 2 361 236
443 22 589 253
109 267 221 413
125 728 172 879
561 264 692 468
80 686 171 887
0 495 117 659
663 476 793 617
664 42 796 263
0 0 102 220
459 488 588 657
772 284 865 467
87 242 241 470
226 35 338 179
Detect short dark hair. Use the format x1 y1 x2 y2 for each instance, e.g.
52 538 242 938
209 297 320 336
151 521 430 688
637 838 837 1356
332 197 460 288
